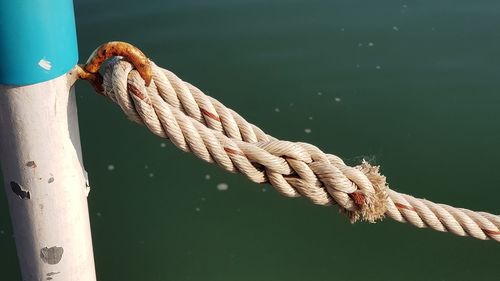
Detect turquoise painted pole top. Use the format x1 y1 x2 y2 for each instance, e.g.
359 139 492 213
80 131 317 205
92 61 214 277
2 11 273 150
0 0 78 85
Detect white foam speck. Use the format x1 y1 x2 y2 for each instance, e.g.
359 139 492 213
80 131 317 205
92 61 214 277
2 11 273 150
393 26 399 31
304 128 312 134
340 28 345 32
205 174 211 180
358 43 363 47
38 59 52 71
368 42 374 47
274 108 280 113
217 183 229 191
376 65 381 70
160 142 166 148
96 212 102 217
317 92 323 96
262 188 267 192
148 173 154 178
334 97 341 102
195 207 200 212
308 116 313 120
107 164 115 171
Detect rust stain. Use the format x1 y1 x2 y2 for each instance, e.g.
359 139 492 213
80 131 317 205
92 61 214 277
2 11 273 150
76 65 104 94
395 202 415 212
224 147 245 156
128 83 146 100
349 192 365 207
200 108 221 122
482 228 500 236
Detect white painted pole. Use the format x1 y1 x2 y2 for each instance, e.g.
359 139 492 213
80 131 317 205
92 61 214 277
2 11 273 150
0 73 97 280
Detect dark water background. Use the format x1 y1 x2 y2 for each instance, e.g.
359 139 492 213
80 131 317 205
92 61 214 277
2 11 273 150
1 0 500 280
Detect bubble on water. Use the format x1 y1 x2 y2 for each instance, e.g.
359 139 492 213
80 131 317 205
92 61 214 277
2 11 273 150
393 26 399 31
205 174 211 180
107 164 115 171
317 92 323 96
304 128 312 134
195 207 201 212
160 142 166 148
376 65 381 70
368 42 374 47
308 116 313 120
274 108 280 113
262 188 267 192
217 183 229 191
334 97 341 102
148 173 154 178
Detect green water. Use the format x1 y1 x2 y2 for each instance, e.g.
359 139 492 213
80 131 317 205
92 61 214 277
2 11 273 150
1 0 500 280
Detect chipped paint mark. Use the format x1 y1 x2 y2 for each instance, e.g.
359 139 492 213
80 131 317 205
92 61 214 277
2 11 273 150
10 181 30 199
84 170 91 196
48 174 54 184
47 272 60 277
40 246 64 265
38 58 52 71
26 161 37 168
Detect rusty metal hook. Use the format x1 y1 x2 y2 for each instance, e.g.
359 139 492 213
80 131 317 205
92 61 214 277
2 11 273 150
77 41 153 93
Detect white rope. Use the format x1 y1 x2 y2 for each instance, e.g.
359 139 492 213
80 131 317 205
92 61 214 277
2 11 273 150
91 58 500 242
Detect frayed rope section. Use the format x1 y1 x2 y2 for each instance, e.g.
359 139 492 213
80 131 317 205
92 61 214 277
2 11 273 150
74 46 500 242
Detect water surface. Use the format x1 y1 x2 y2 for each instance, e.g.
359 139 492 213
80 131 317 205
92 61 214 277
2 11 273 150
1 1 499 280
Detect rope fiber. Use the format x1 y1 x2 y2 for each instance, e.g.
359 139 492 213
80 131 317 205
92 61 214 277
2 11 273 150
76 43 500 242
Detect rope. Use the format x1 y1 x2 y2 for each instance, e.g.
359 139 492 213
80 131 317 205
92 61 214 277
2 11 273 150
78 46 500 242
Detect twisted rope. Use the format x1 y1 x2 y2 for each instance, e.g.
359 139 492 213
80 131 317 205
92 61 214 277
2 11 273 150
88 57 500 242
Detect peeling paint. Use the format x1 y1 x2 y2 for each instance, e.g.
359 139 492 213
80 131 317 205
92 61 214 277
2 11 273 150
40 246 64 265
48 174 55 184
26 161 37 168
38 58 52 71
84 170 91 196
10 181 30 199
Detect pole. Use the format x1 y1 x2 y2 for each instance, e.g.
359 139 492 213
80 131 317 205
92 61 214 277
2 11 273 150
0 1 97 280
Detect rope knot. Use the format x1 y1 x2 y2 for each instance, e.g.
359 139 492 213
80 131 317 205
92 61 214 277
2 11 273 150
350 161 388 223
